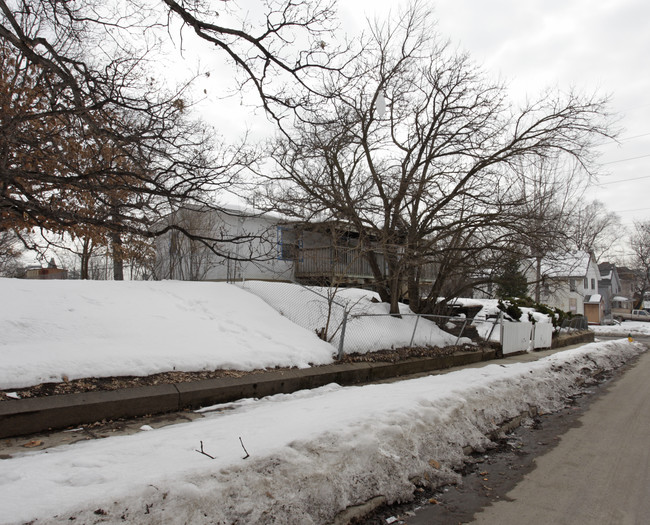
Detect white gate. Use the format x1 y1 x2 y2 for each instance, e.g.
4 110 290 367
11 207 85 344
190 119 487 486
501 322 533 354
533 323 554 349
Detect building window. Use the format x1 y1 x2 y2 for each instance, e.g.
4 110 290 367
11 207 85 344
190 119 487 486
570 279 576 292
584 278 588 289
591 278 595 290
277 227 302 261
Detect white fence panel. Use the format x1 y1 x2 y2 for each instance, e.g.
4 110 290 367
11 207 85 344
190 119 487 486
501 322 533 354
533 323 554 349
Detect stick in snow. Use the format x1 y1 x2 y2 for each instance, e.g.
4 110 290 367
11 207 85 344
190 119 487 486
195 440 215 460
239 437 250 459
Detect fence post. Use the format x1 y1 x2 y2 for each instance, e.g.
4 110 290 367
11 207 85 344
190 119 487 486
486 312 501 343
337 310 348 360
409 314 421 348
454 319 468 346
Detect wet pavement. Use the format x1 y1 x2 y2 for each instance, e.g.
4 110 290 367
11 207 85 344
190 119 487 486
360 342 645 525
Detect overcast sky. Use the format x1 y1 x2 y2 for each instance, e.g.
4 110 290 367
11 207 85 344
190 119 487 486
338 0 650 260
182 0 649 261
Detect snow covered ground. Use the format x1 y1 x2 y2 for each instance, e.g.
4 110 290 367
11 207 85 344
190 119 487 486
3 277 645 392
240 280 458 352
591 320 650 337
0 339 645 525
2 279 648 523
0 279 335 390
0 279 457 390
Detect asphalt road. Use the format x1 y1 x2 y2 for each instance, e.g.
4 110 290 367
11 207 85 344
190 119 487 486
363 338 649 525
467 346 650 525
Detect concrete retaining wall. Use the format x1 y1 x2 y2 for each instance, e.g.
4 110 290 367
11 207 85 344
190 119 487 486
550 330 595 349
0 350 496 439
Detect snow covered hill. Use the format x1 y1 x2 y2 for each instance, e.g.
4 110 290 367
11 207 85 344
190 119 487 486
0 278 455 390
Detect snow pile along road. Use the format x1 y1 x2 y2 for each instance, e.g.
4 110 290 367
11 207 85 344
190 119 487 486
0 340 644 525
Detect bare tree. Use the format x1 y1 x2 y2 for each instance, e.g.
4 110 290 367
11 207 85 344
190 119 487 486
0 0 340 259
509 158 586 302
571 199 621 262
258 3 613 314
158 0 343 124
0 229 21 276
629 220 650 307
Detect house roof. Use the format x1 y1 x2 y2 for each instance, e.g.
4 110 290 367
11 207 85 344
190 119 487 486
538 251 593 278
598 261 619 280
585 294 602 304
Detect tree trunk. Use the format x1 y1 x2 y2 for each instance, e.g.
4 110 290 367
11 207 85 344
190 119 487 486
112 231 124 281
364 248 391 303
387 255 402 316
535 255 542 303
80 238 92 280
407 266 421 313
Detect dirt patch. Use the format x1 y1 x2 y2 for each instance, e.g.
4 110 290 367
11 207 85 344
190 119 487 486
0 345 492 402
0 368 280 401
339 344 493 363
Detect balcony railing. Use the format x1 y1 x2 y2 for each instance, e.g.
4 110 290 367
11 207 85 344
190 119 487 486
294 246 436 282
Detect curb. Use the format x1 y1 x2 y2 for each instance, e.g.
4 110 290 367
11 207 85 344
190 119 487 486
0 350 497 439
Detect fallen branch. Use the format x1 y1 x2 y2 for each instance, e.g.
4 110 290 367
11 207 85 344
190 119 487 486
239 436 250 459
195 440 216 460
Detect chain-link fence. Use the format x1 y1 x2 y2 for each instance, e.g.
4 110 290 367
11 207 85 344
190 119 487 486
237 280 501 359
561 316 589 331
237 280 594 358
333 312 502 359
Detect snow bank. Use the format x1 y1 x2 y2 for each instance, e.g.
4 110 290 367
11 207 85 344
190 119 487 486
0 279 336 389
0 340 644 525
241 281 457 352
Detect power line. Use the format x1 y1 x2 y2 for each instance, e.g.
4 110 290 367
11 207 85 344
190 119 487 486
602 153 650 165
598 131 650 147
613 207 650 213
596 174 650 186
621 132 650 141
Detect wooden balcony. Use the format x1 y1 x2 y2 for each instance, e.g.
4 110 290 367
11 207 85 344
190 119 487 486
294 246 436 283
294 246 379 282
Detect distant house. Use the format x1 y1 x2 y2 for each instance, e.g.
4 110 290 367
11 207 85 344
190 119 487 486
524 251 603 323
616 266 643 309
598 262 621 316
597 262 635 318
24 259 67 280
154 205 294 282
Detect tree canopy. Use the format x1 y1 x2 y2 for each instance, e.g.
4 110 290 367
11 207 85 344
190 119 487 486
0 0 338 272
257 3 614 313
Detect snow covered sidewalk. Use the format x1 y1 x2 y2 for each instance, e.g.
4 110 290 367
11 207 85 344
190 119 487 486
0 339 644 525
